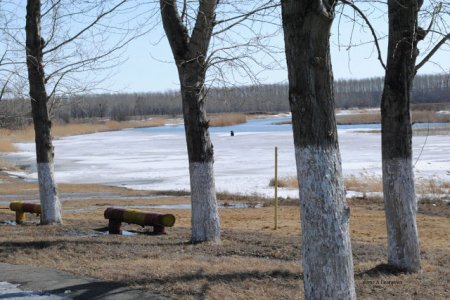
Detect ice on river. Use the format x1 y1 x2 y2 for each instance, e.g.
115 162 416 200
6 117 450 198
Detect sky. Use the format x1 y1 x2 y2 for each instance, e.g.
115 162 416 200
103 1 449 93
1 1 448 94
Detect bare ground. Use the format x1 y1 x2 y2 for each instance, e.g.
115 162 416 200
0 172 449 299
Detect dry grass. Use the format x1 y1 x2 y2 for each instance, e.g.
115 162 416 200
337 113 381 124
416 178 450 195
0 180 449 299
268 175 383 193
269 175 450 198
0 118 169 153
269 176 298 188
336 109 450 125
209 113 247 127
0 140 17 152
345 175 383 193
412 110 450 123
52 118 168 137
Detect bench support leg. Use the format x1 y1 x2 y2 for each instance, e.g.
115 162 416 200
15 211 25 224
153 225 166 235
108 219 122 234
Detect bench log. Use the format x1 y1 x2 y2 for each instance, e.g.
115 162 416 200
104 207 175 235
9 202 41 224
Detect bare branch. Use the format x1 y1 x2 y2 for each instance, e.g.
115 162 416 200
415 33 450 71
159 0 190 60
43 0 127 55
339 0 386 70
213 2 279 36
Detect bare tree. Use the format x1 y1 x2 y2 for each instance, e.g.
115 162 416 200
380 0 448 272
8 0 149 224
25 0 62 223
159 0 279 243
339 0 448 272
281 1 356 298
160 0 220 243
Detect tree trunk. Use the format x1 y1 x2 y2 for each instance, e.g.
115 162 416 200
25 0 62 224
381 0 422 272
180 65 220 243
160 0 220 243
281 1 356 298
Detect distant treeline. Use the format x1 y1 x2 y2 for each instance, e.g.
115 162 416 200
1 73 449 128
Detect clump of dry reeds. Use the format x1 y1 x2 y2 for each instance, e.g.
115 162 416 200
51 118 168 137
337 113 381 125
335 109 450 125
416 178 450 195
269 175 385 193
412 110 450 123
344 175 383 193
269 176 298 188
209 113 247 127
0 118 169 153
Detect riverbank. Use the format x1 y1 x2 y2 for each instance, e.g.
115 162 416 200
0 171 449 299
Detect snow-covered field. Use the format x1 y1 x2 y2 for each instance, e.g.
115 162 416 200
7 116 450 198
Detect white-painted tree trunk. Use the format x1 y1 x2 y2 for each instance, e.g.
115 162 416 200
189 162 220 243
295 147 356 300
382 158 420 271
37 162 62 224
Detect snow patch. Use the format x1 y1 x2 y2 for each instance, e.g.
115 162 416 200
0 281 67 299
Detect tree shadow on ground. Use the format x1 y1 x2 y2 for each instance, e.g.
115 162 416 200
49 281 167 300
128 269 302 300
356 263 408 278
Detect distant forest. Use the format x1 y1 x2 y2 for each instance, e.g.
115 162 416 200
1 73 449 128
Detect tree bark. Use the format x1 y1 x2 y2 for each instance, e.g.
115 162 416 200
381 0 422 272
281 1 356 298
25 0 62 224
160 0 220 243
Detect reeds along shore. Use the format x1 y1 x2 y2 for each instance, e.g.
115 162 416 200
1 109 450 157
270 175 450 197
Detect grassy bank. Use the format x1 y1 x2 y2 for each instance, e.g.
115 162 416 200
0 172 449 299
209 113 247 127
337 109 450 125
270 175 450 198
0 113 249 155
0 117 172 157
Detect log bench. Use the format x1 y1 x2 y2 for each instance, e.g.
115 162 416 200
104 207 176 235
9 202 41 224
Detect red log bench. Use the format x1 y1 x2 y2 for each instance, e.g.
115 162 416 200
104 207 175 235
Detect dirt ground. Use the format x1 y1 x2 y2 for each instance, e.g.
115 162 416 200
0 172 449 299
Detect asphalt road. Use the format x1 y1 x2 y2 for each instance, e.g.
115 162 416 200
0 263 166 299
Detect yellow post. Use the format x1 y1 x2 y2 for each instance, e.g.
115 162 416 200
274 146 278 230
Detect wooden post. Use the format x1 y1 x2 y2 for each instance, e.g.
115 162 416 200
274 146 278 230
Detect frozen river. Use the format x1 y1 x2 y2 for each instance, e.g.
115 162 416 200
7 116 450 198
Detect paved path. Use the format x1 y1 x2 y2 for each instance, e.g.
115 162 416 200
0 263 166 299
